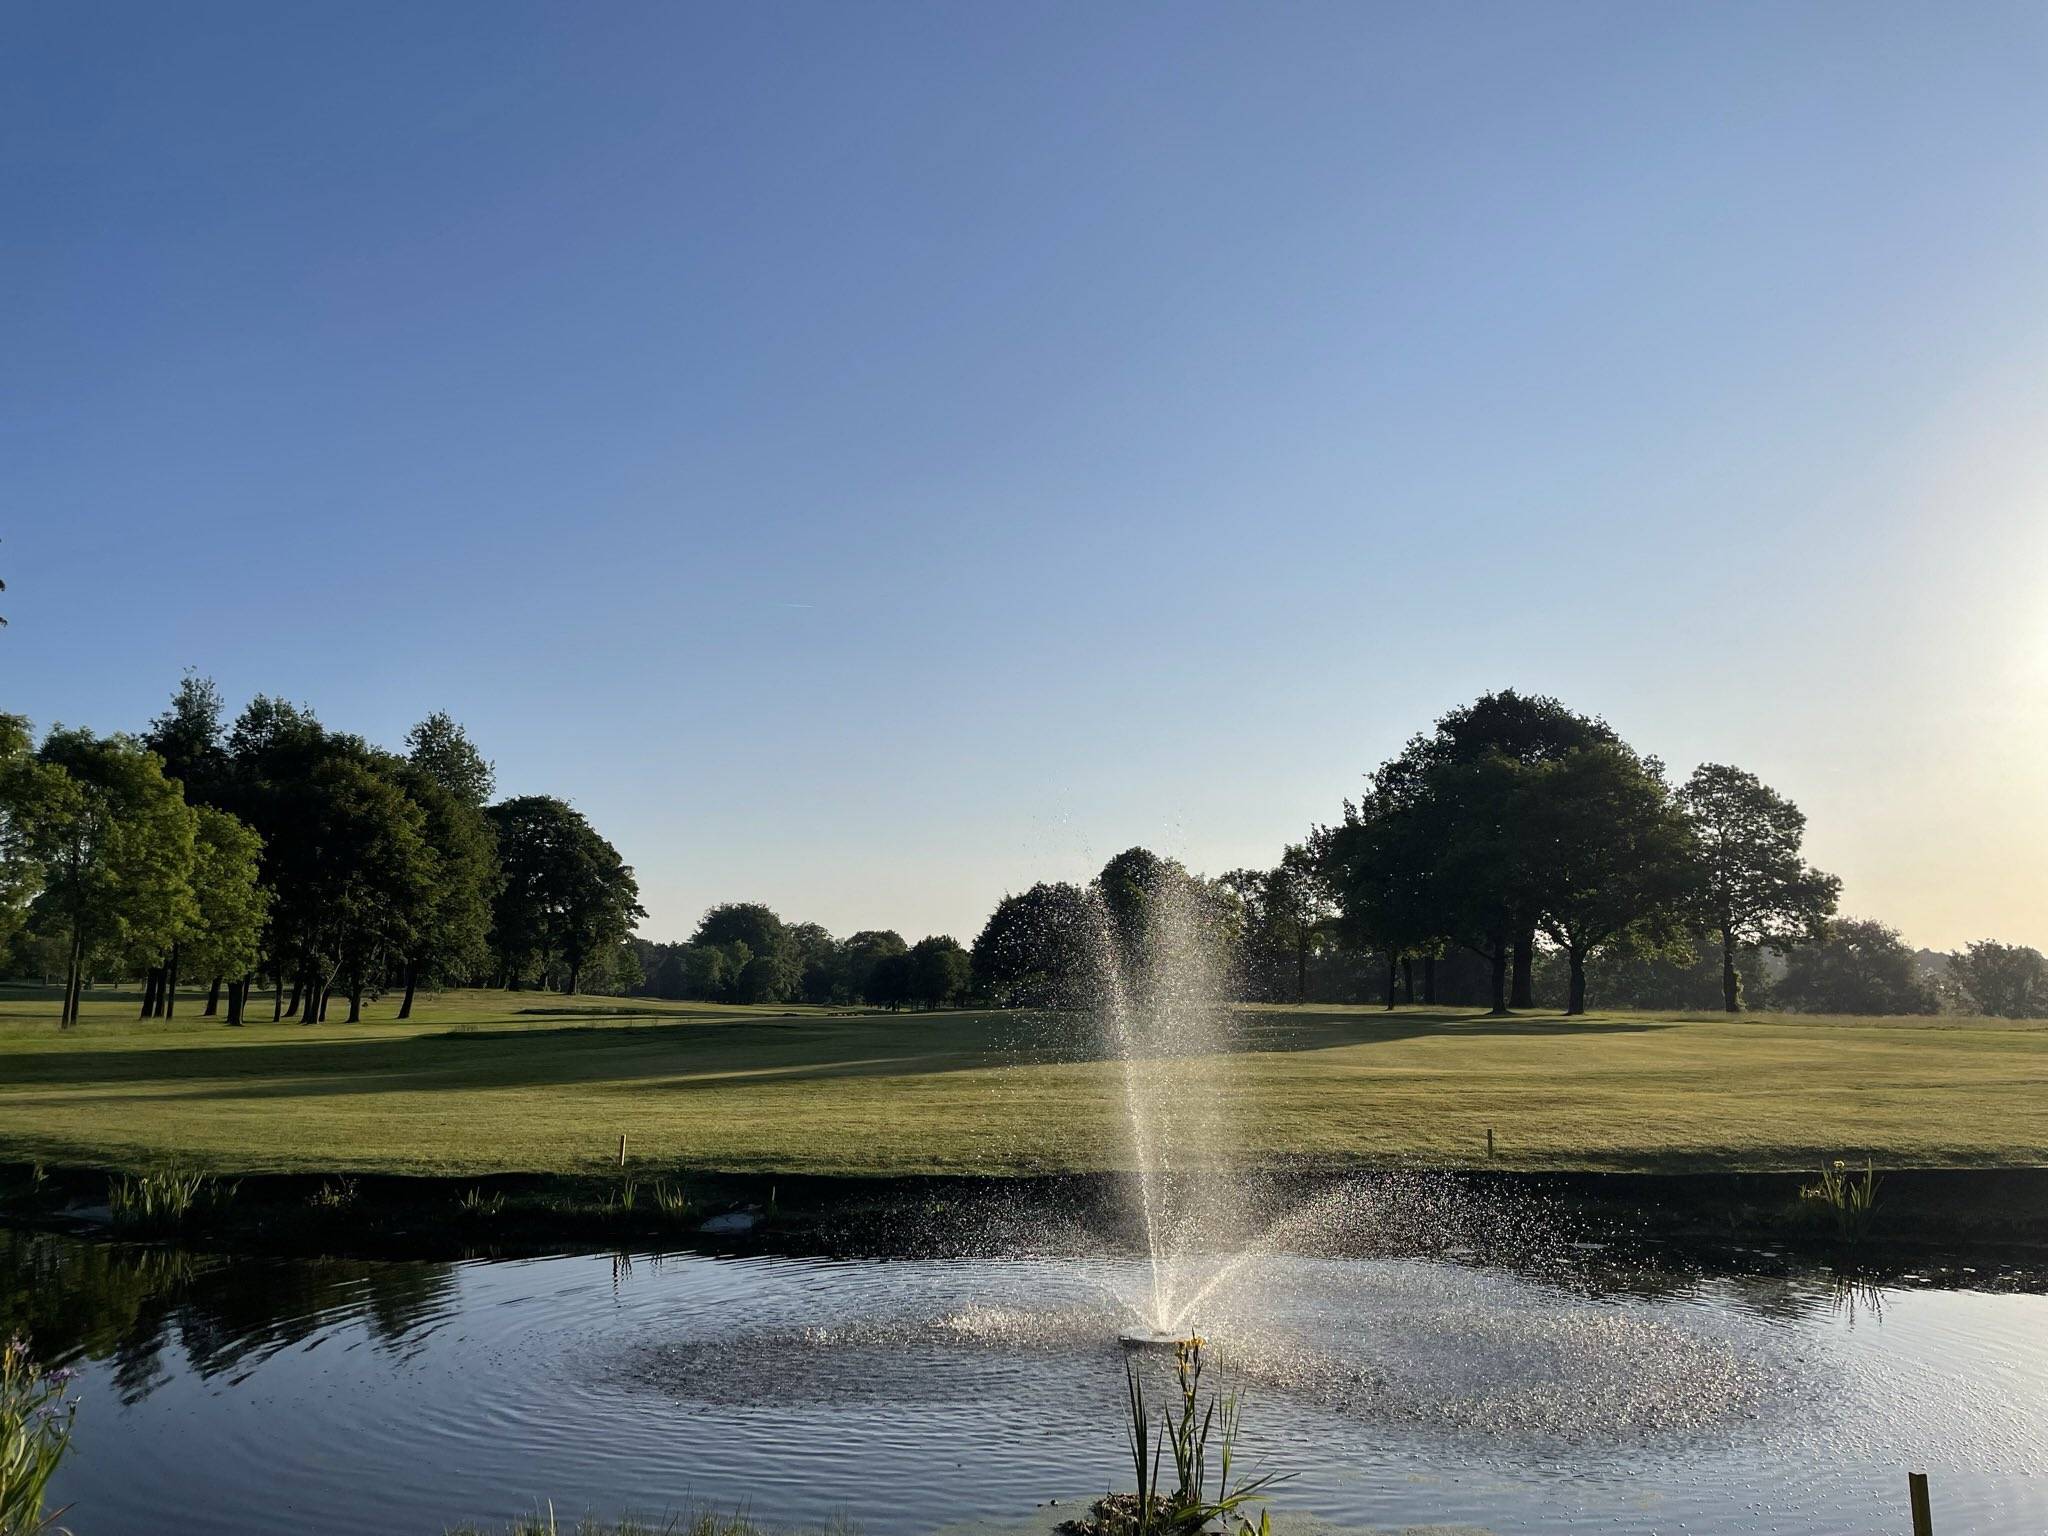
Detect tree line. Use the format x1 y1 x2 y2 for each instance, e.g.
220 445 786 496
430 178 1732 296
0 676 643 1025
947 691 2043 1019
7 681 2039 1023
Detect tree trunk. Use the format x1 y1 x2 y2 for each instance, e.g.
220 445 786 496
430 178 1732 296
1422 955 1436 1005
300 968 322 1023
140 967 160 1019
163 943 180 1020
1295 935 1308 1004
1488 939 1508 1015
398 959 418 1020
227 979 244 1027
1721 927 1740 1013
204 976 222 1016
286 977 303 1017
1401 956 1415 1005
272 975 285 1022
567 959 581 997
1567 950 1587 1015
1511 926 1534 1010
346 971 363 1024
1384 951 1397 1010
62 924 85 1028
318 976 332 1022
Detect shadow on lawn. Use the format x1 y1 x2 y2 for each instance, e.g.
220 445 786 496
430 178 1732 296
0 1008 1670 1109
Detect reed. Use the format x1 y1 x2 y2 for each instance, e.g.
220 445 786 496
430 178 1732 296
107 1168 225 1234
0 1337 76 1536
1801 1157 1882 1242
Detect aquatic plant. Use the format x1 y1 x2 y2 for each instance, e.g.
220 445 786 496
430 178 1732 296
1 1336 77 1536
1802 1158 1882 1243
459 1187 505 1218
308 1177 359 1210
651 1180 692 1220
1078 1338 1284 1536
107 1168 225 1234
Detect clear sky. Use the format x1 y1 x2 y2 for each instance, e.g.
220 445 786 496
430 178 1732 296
6 2 2046 951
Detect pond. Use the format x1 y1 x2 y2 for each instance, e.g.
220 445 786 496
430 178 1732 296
8 1227 2045 1535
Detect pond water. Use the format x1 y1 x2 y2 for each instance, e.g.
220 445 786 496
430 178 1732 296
9 1228 2046 1536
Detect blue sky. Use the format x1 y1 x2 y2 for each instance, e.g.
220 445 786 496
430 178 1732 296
7 2 2046 949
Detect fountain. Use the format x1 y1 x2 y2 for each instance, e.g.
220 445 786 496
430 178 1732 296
1085 873 1264 1347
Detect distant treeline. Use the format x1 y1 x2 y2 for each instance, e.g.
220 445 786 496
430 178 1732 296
623 691 2043 1020
4 683 2042 1023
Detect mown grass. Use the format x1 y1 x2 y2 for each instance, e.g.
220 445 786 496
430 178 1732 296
0 984 2043 1177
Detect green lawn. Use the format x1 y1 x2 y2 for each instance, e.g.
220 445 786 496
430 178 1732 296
1 985 2043 1177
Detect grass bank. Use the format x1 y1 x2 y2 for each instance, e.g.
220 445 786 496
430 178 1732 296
2 985 2044 1179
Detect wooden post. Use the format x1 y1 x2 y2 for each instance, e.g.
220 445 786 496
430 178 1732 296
1486 1127 1495 1159
617 1134 627 1169
1909 1472 1932 1536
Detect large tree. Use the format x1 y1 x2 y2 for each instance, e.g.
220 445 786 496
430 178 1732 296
1774 918 1939 1016
1527 743 1695 1014
1398 691 1619 1007
970 881 1097 1007
692 903 793 1000
301 756 440 1022
909 934 972 1009
25 730 197 1028
488 796 644 994
1677 764 1840 1013
843 929 909 1005
182 807 270 1026
393 765 499 1017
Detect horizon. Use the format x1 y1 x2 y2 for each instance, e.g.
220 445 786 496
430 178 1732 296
9 3 2047 952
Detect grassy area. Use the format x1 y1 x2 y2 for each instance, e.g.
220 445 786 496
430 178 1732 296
0 984 2044 1177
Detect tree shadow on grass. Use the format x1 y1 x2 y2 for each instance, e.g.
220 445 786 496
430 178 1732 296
0 1007 1672 1109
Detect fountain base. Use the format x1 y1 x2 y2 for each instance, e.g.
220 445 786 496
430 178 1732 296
1117 1326 1190 1349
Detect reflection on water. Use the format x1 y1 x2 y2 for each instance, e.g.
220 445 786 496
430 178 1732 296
0 1228 457 1401
10 1228 2048 1536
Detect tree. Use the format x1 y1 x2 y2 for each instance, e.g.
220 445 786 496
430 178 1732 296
487 796 643 994
404 712 495 809
0 716 50 951
182 807 269 1025
1096 847 1173 963
680 941 745 1000
24 730 197 1028
393 765 499 1017
786 921 843 1003
1774 918 1939 1016
1527 744 1695 1014
1222 843 1337 1003
1397 691 1620 1007
970 881 1098 1007
220 695 335 1015
144 672 230 809
843 929 908 1004
736 952 785 1004
303 756 439 1022
1948 940 2048 1019
909 935 972 1009
1678 764 1840 1013
692 903 793 1000
868 950 914 1010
